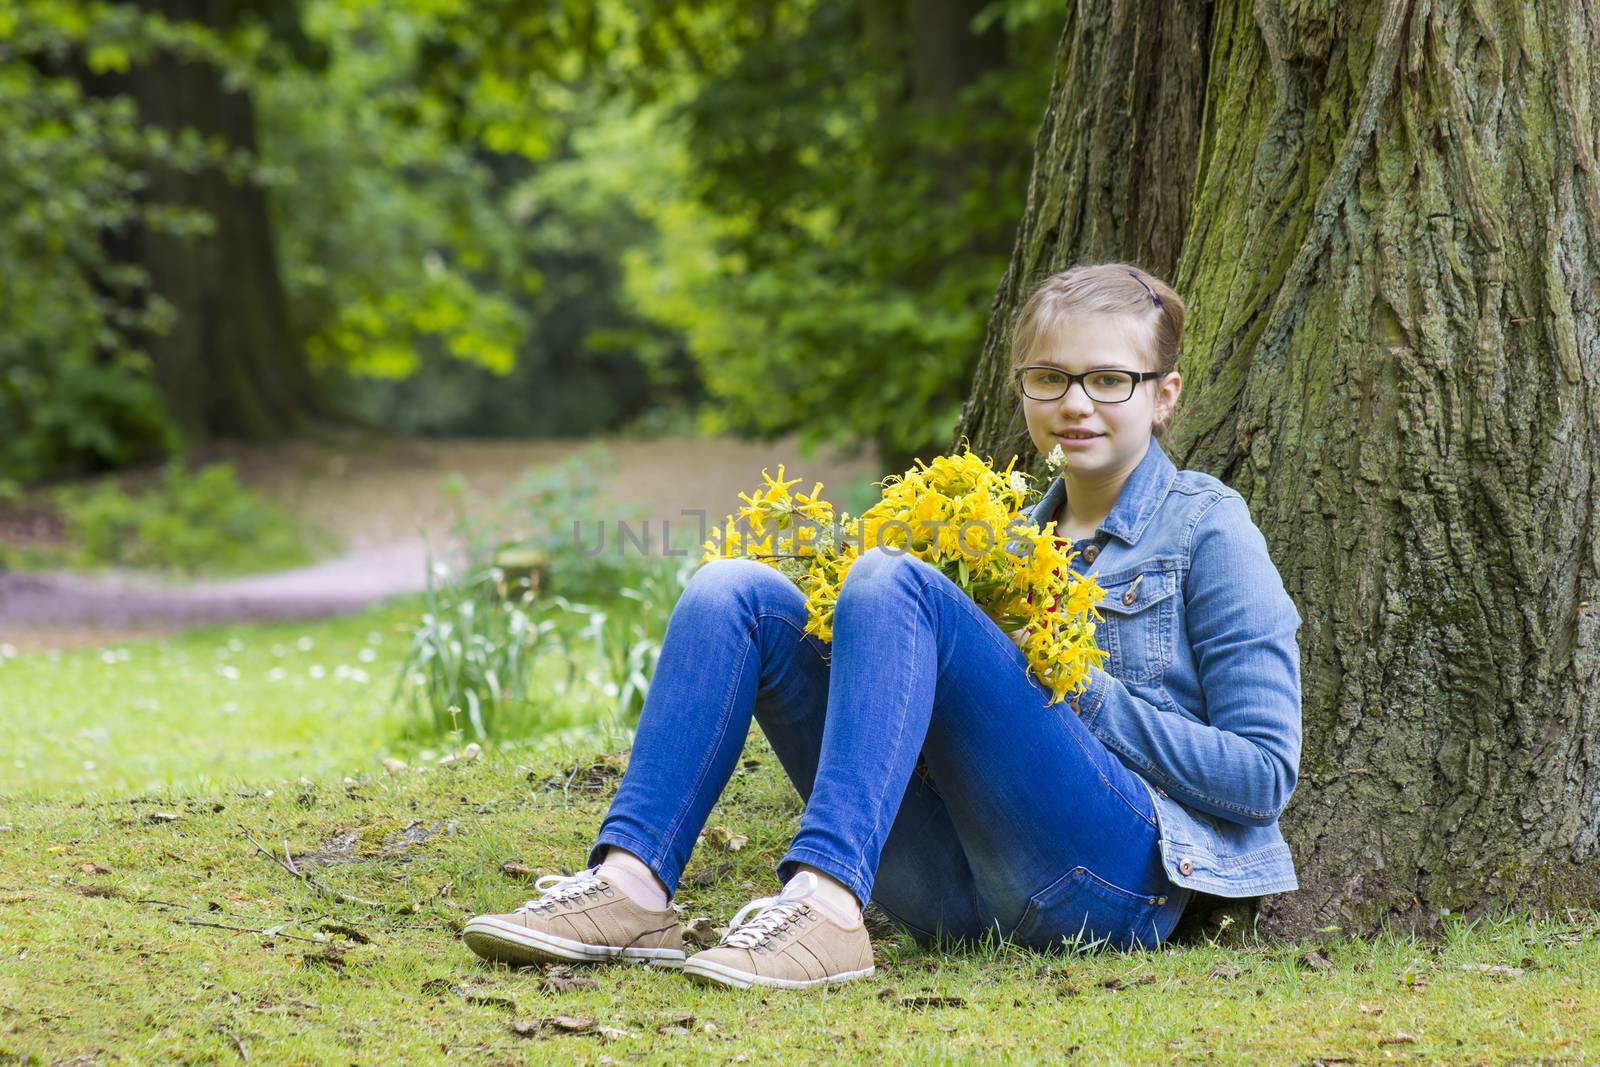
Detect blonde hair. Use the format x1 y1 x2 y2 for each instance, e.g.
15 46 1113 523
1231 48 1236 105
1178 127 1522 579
1008 262 1186 436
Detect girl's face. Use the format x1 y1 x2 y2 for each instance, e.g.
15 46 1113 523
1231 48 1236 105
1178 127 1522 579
1020 312 1182 482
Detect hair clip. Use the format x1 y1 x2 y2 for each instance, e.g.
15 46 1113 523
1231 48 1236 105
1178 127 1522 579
1129 271 1162 308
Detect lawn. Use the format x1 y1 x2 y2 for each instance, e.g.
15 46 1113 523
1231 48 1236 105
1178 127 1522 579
1 608 1596 1064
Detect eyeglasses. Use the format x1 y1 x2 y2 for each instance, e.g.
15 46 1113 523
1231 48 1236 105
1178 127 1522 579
1016 365 1167 404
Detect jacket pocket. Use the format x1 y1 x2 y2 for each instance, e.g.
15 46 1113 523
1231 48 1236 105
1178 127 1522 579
1007 865 1167 952
1096 568 1177 684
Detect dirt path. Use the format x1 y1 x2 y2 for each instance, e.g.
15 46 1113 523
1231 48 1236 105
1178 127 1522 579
0 431 878 649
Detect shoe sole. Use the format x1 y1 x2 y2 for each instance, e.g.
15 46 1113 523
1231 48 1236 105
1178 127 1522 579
462 916 686 969
682 957 874 990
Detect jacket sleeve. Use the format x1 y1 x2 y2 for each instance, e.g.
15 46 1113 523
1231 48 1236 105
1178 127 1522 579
1073 493 1303 827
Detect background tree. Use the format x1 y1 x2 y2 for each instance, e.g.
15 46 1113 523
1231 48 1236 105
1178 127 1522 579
958 0 1600 937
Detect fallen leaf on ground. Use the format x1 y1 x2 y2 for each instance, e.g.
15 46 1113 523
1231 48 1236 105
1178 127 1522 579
875 986 898 1001
653 1011 696 1034
1378 1032 1419 1046
317 921 370 944
510 1015 636 1040
897 995 966 1009
1207 963 1243 979
1101 973 1157 991
540 966 600 993
682 916 726 948
500 861 537 881
382 758 408 775
1358 1003 1383 1015
79 863 112 875
700 826 747 852
1459 962 1524 977
300 945 349 970
149 812 182 824
1298 949 1335 973
75 884 118 899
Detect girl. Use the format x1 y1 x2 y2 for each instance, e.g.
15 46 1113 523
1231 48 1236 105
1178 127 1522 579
463 262 1303 989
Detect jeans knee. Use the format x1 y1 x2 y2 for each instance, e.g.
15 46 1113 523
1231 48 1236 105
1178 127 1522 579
680 557 790 616
840 545 923 595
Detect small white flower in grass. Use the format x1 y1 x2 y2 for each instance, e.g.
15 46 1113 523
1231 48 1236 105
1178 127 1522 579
308 664 326 679
296 636 314 652
216 664 240 681
82 760 97 771
1008 471 1028 494
266 667 286 681
357 648 377 663
349 668 370 685
0 644 16 659
100 650 118 664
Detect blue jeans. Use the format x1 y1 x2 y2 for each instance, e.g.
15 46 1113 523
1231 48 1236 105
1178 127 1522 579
588 549 1192 951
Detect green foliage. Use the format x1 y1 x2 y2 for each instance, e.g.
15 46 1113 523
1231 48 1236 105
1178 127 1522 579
391 0 1061 460
0 9 190 482
397 448 694 741
256 2 530 382
45 460 317 575
396 560 558 740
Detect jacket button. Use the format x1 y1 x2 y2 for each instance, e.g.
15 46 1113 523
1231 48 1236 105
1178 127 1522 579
1080 544 1099 563
1178 858 1194 876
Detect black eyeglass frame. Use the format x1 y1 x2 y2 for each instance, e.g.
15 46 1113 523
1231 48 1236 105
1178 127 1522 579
1015 365 1170 404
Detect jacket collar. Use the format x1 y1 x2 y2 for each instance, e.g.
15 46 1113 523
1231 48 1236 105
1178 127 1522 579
1027 436 1177 546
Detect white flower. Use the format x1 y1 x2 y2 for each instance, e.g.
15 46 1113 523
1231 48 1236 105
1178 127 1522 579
1045 443 1067 474
1008 471 1028 494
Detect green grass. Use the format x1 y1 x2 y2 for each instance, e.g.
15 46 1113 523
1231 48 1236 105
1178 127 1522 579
1 609 1597 1064
0 601 425 798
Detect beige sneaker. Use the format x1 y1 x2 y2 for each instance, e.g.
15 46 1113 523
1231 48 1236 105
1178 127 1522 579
683 872 874 989
462 868 686 968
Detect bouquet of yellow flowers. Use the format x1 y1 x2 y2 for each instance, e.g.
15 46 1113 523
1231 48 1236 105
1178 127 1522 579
704 445 1107 705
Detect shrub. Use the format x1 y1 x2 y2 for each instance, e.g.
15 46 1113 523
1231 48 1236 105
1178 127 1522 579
49 460 318 576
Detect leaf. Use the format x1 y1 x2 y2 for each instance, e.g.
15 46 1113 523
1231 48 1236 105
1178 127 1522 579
510 1014 634 1039
149 811 182 824
1297 948 1335 973
897 995 966 1009
1378 1032 1419 1046
1100 973 1157 991
318 921 371 944
500 861 538 881
682 916 726 949
540 966 600 993
80 863 112 875
700 825 747 852
1207 963 1243 979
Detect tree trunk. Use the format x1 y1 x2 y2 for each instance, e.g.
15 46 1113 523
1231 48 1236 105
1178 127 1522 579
957 0 1600 937
96 0 313 441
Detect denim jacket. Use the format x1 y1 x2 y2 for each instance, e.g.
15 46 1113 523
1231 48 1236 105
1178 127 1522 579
1025 437 1303 898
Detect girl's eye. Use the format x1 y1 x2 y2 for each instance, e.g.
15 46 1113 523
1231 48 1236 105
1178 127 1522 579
1032 371 1067 386
1091 373 1131 389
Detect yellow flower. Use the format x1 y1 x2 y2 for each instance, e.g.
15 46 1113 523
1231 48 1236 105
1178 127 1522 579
709 444 1105 704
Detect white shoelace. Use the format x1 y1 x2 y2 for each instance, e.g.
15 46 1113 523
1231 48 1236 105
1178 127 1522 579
721 871 819 949
516 868 604 913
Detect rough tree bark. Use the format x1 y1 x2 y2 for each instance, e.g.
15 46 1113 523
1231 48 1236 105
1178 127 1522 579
956 0 1600 937
96 0 314 441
